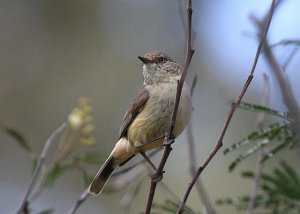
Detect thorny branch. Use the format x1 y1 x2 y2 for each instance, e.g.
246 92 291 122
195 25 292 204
176 0 277 213
144 0 194 213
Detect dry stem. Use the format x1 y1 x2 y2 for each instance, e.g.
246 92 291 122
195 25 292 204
15 123 67 214
144 0 194 213
176 1 276 213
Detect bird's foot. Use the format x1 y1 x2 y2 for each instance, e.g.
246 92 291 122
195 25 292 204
162 133 175 146
148 170 165 182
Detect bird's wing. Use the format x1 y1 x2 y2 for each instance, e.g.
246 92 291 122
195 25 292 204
118 87 149 139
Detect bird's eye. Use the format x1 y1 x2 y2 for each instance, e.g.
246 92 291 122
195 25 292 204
158 57 166 63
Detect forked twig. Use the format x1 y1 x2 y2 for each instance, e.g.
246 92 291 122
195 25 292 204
251 4 300 143
15 123 67 214
144 0 194 213
176 1 276 213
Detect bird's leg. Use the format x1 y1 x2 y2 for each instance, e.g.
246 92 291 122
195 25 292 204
139 152 157 171
139 152 164 182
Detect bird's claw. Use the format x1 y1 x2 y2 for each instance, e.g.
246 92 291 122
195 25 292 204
148 170 165 182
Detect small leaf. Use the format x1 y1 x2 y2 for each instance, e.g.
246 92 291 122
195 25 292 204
261 137 294 163
81 170 91 187
31 157 38 174
241 171 255 178
238 102 290 120
229 140 269 171
74 151 104 165
2 126 31 152
37 209 55 214
224 123 289 155
44 164 70 188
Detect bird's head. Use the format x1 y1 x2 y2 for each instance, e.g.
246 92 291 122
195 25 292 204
138 51 182 85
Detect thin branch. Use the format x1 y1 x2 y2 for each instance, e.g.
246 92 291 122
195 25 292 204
271 39 300 47
247 74 270 214
282 47 299 71
15 123 67 214
144 0 194 213
68 189 90 214
176 1 277 213
251 1 300 144
187 76 216 214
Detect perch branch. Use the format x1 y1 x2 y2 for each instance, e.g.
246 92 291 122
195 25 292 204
176 1 276 213
144 0 194 213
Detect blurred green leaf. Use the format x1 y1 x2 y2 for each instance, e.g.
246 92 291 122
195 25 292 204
228 141 268 171
261 137 295 163
37 209 54 214
80 170 91 187
223 123 289 155
73 151 104 165
225 123 294 171
32 157 38 174
44 164 70 188
261 161 300 200
230 162 300 212
238 102 290 120
2 125 31 152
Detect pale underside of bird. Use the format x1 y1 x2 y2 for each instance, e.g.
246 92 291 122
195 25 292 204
89 51 192 195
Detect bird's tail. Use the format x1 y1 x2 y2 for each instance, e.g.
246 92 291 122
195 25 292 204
88 155 116 195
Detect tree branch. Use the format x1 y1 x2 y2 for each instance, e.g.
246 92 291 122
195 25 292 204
68 189 90 214
144 0 194 213
247 74 270 214
176 1 277 213
251 10 300 144
187 76 216 214
15 123 67 214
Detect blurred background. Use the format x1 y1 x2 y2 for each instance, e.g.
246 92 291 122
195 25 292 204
1 0 299 213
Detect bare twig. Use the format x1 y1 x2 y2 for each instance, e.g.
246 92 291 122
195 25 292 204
187 76 216 214
271 39 300 47
251 0 300 145
187 121 216 214
176 1 277 213
68 189 90 214
282 47 299 71
144 0 194 213
15 123 67 214
247 74 270 214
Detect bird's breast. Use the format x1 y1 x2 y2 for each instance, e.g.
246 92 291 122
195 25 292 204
127 83 191 151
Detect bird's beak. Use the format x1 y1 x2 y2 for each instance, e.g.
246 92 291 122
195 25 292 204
138 56 152 64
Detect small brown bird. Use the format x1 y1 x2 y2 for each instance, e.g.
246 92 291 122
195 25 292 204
89 51 191 195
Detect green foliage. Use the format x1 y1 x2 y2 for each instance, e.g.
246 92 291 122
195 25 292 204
218 162 300 213
37 209 55 214
152 200 200 214
225 123 294 171
238 102 291 121
44 164 71 188
224 102 296 171
73 151 104 165
1 125 31 152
